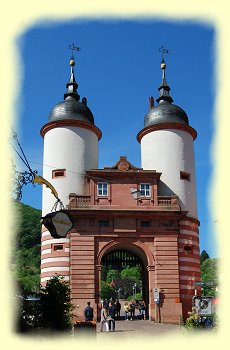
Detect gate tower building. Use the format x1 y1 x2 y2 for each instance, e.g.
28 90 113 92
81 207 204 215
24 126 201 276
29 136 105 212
40 54 201 323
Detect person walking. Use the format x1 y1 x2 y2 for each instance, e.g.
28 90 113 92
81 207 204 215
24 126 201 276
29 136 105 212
115 300 121 318
129 300 136 320
103 299 109 310
140 300 146 320
84 301 94 321
124 301 130 321
100 305 109 332
136 300 141 316
108 301 116 331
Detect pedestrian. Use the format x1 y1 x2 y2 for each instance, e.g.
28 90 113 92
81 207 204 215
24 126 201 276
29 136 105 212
124 301 130 321
103 298 109 310
136 300 141 314
108 301 116 331
84 301 94 321
100 305 109 332
129 300 136 320
115 300 121 317
140 300 146 320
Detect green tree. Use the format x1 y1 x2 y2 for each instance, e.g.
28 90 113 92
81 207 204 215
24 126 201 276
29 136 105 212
11 201 42 295
16 276 74 334
106 269 121 284
100 280 116 300
200 258 219 296
101 266 142 299
13 201 41 249
40 276 74 332
200 250 210 265
120 266 141 281
118 277 137 299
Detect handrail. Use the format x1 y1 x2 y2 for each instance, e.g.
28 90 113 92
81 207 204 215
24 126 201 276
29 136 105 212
69 194 179 208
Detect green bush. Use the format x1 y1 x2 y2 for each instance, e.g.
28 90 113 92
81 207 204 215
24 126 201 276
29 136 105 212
183 307 216 331
183 307 202 330
40 275 74 332
127 293 142 301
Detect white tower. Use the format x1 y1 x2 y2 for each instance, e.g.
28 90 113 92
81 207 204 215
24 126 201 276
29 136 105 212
137 57 198 219
40 57 102 216
40 56 101 285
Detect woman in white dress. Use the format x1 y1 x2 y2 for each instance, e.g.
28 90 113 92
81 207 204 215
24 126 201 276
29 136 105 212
100 305 109 332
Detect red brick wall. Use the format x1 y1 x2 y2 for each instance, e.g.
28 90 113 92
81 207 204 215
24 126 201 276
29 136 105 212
70 234 96 321
151 235 182 323
40 226 70 286
179 218 201 318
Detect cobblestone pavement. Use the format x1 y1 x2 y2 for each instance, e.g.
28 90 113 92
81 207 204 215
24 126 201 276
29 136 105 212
96 319 181 338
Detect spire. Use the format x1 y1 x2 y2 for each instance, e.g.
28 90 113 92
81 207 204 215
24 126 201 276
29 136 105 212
64 56 80 101
156 47 173 104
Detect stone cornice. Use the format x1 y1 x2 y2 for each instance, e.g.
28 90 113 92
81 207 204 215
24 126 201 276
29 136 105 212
40 119 102 140
137 122 197 143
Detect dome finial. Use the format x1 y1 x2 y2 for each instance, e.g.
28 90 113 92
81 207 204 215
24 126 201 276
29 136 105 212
69 43 80 66
64 43 81 101
159 46 169 70
156 46 173 104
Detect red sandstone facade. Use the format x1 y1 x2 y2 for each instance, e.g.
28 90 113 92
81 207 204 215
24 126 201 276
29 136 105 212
40 156 201 324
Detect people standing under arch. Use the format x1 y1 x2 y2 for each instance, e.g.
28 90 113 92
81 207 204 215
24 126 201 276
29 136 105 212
108 300 116 331
124 301 130 321
129 300 136 320
140 300 146 320
103 299 109 310
100 305 109 332
115 300 121 318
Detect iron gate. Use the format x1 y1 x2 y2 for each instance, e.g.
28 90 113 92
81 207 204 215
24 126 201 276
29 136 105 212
102 249 142 270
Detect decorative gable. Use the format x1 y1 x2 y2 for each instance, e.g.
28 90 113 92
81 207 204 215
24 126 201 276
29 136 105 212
105 156 142 172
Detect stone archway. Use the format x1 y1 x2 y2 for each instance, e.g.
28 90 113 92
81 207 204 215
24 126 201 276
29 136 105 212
95 239 155 320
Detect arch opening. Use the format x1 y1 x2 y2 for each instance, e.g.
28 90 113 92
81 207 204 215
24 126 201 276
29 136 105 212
100 248 149 308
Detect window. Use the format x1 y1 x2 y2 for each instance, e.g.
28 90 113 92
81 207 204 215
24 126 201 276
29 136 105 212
184 244 193 252
53 244 64 251
140 183 151 197
97 182 108 196
99 220 109 227
180 171 190 181
52 169 66 178
141 221 150 227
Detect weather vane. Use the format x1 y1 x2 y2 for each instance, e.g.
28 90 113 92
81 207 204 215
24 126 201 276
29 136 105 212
159 46 170 61
69 43 81 59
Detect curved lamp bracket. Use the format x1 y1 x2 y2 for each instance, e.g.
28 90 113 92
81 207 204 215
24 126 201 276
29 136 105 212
33 175 59 199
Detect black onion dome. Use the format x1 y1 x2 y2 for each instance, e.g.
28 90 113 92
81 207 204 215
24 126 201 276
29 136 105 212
144 57 189 128
48 57 94 124
144 100 188 127
48 96 94 124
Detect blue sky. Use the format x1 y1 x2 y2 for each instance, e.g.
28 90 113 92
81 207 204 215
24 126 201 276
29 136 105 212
13 19 217 257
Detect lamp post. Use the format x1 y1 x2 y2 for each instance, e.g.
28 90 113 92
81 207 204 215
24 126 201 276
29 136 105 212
133 283 137 298
117 288 121 300
140 281 142 296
